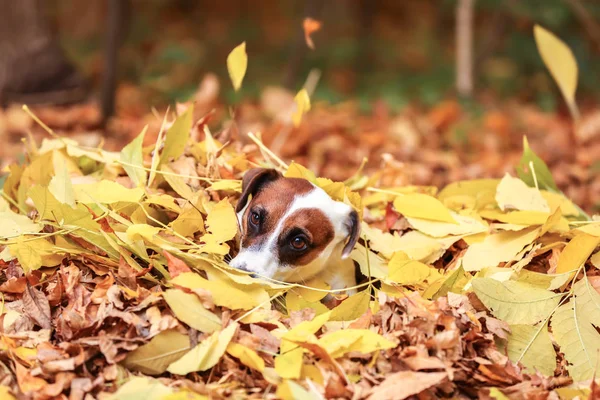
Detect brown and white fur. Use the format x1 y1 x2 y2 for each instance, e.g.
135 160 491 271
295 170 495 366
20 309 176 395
229 168 360 294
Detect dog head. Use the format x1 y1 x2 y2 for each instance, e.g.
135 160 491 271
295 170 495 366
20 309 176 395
229 168 360 283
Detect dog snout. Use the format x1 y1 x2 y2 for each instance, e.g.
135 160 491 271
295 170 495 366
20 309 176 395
229 259 258 278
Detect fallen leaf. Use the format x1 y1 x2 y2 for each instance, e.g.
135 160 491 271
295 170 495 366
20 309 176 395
504 323 556 376
552 277 600 381
226 342 265 372
495 173 549 212
393 193 457 223
171 272 269 310
48 154 76 207
159 106 194 166
472 278 561 325
109 376 173 400
167 322 237 374
73 180 144 204
122 330 190 375
22 282 51 329
555 233 600 274
163 251 192 278
120 126 148 187
368 371 447 400
163 289 222 333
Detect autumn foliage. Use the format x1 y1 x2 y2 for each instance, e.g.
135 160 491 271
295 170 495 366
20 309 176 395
0 23 599 400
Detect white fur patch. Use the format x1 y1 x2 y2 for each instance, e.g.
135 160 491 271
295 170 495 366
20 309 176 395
230 184 353 286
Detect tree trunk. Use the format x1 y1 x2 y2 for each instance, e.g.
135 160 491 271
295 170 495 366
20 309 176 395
456 0 475 98
0 0 87 106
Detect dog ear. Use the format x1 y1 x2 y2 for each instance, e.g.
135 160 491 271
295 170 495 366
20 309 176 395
236 168 282 213
341 209 360 259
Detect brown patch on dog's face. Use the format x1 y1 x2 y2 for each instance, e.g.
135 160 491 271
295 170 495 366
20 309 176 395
277 208 335 266
240 177 313 249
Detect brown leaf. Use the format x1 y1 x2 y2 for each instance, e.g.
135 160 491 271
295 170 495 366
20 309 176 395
368 371 447 400
403 356 446 371
348 308 372 329
22 282 52 329
90 274 115 304
303 18 322 50
15 363 47 395
164 251 192 278
0 276 27 293
369 371 447 400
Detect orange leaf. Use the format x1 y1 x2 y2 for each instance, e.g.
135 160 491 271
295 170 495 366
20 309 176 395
303 18 322 50
164 251 192 278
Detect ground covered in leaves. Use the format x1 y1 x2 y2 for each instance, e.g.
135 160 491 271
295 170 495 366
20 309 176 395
0 99 599 400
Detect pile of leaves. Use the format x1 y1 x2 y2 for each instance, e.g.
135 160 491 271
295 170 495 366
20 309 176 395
0 24 599 400
0 100 599 399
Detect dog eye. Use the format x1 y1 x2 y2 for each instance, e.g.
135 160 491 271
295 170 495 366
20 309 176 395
249 212 261 226
290 235 308 251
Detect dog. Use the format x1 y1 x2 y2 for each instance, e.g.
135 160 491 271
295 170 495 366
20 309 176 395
229 168 360 295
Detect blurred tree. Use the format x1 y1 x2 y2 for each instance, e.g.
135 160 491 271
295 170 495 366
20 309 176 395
0 0 87 106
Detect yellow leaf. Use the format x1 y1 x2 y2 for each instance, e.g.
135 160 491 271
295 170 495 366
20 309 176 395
0 211 42 239
330 290 370 321
393 193 456 223
406 213 487 238
318 329 395 358
387 252 434 285
205 199 238 243
541 191 579 216
534 25 579 120
274 347 303 379
462 227 540 272
162 392 208 400
110 376 173 400
209 180 242 192
556 233 600 274
162 165 194 200
171 272 269 310
73 181 144 204
48 153 75 207
281 311 331 352
159 105 194 166
167 322 237 374
171 206 204 238
145 194 182 213
495 173 550 212
226 342 265 372
8 236 64 273
163 289 222 333
574 222 600 237
472 278 561 325
503 323 556 376
438 179 499 211
479 210 556 226
286 291 329 316
292 278 330 303
122 329 191 375
276 380 315 400
351 243 389 279
127 224 161 242
284 162 317 182
292 88 311 127
0 386 16 400
227 42 247 91
551 277 600 381
120 126 148 187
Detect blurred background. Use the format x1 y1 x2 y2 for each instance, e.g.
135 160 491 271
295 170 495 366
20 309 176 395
0 0 599 211
45 0 600 111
